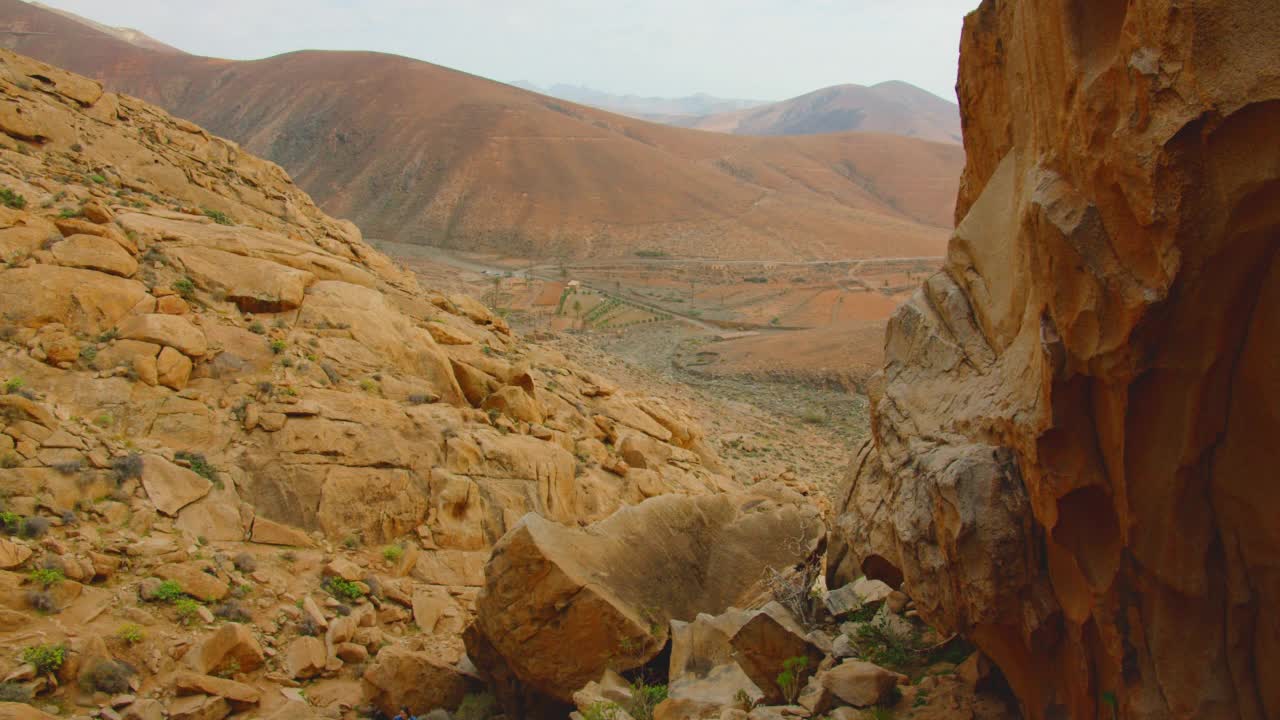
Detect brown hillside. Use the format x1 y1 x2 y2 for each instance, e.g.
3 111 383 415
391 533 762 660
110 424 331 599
0 0 963 261
677 81 964 144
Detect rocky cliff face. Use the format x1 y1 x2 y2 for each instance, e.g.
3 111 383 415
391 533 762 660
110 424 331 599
829 1 1280 719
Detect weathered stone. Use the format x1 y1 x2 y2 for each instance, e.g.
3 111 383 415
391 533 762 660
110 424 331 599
0 539 32 570
250 517 313 547
156 346 193 390
155 562 228 602
140 455 211 516
825 3 1280 719
821 660 899 708
170 246 314 312
168 694 230 720
50 234 137 277
117 314 207 357
186 623 265 676
285 636 327 680
728 603 824 705
0 266 146 335
668 609 764 711
360 646 471 715
173 672 261 710
469 491 822 706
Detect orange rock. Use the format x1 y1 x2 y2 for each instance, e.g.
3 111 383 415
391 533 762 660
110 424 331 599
828 2 1280 719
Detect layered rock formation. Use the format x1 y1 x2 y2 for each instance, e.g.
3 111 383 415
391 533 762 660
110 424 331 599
830 1 1280 719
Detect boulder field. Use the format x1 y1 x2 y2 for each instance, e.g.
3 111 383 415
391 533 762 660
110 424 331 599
829 1 1280 719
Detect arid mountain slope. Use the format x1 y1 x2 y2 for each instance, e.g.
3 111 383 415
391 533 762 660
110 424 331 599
0 46 784 717
0 0 962 260
830 1 1280 719
27 1 181 53
675 81 963 144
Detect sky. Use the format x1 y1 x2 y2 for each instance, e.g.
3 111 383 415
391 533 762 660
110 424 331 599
35 0 980 102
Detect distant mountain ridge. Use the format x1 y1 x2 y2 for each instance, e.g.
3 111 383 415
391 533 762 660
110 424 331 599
672 81 962 144
27 0 182 53
0 0 965 261
511 80 961 145
510 81 768 119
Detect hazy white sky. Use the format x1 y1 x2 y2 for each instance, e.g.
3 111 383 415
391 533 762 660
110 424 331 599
36 0 980 101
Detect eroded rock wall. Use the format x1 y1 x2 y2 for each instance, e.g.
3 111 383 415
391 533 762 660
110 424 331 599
829 2 1280 719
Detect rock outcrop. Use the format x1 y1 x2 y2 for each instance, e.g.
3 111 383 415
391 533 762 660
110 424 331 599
829 2 1280 719
0 48 748 718
467 490 823 713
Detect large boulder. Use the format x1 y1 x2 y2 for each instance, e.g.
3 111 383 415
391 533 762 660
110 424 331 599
0 265 146 334
468 490 823 709
169 246 314 312
360 646 472 715
117 314 208 357
820 660 900 708
186 624 265 676
668 609 764 711
173 672 261 711
140 455 212 516
728 603 825 705
285 636 328 680
826 2 1280 720
50 234 137 277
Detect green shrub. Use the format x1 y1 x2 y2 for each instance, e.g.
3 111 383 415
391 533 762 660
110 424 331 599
174 451 216 482
248 321 266 335
22 644 66 675
28 567 64 588
202 208 233 226
269 339 286 354
3 377 23 394
0 188 27 210
172 277 196 299
153 579 185 602
58 208 81 219
321 576 364 602
175 597 203 625
626 682 668 720
0 511 19 534
776 656 809 705
381 545 404 563
117 624 144 645
89 173 107 184
852 616 922 673
581 703 622 720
